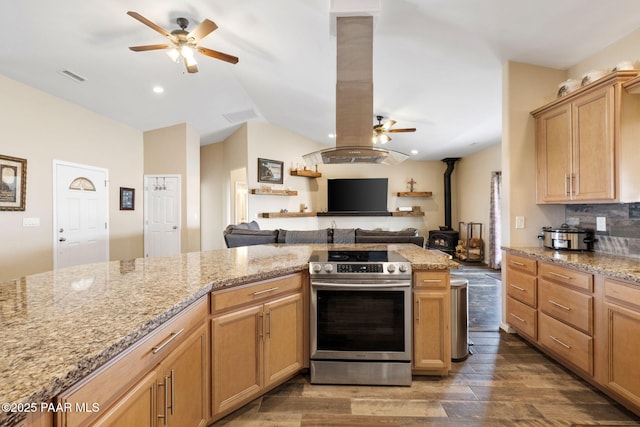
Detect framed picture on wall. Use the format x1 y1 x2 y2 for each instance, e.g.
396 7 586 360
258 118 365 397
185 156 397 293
119 187 135 210
257 158 283 184
0 154 27 211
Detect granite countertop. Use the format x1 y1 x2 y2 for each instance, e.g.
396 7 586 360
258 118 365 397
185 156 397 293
0 243 455 426
503 246 640 285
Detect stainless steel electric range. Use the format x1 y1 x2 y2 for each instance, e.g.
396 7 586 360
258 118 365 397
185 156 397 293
308 250 413 386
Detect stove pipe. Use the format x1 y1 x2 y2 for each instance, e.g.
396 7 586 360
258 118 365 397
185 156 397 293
441 158 460 230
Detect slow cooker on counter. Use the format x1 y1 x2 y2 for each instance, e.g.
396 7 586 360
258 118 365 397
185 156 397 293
540 224 596 251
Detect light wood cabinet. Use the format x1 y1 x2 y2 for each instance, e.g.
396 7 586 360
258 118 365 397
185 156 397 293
532 71 640 204
56 297 209 427
602 278 640 411
211 274 304 419
412 270 451 374
505 254 538 339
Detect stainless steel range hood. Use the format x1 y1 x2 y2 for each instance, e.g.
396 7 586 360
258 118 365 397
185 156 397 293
303 15 408 166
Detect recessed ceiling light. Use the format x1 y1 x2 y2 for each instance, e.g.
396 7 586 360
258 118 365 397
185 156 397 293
411 149 418 155
153 86 164 94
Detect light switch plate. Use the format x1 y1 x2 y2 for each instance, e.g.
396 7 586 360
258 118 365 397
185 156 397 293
596 216 607 231
515 216 525 229
23 217 41 227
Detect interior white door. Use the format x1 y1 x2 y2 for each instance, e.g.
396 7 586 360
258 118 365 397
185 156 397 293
54 161 109 269
144 175 181 258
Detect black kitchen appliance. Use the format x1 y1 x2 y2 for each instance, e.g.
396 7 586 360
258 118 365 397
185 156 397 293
540 224 596 251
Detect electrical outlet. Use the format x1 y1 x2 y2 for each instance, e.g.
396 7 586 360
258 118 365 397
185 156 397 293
515 216 525 229
596 216 607 232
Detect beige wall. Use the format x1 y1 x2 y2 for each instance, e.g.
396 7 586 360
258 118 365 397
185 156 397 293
144 123 201 253
0 75 143 282
457 143 502 240
502 61 566 248
200 142 226 250
568 27 640 78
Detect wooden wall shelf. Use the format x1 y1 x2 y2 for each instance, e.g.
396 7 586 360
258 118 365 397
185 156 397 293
391 211 425 217
259 211 316 218
250 189 298 196
290 169 321 178
397 191 432 197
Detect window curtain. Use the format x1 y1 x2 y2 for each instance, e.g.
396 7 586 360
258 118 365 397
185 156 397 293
488 171 502 270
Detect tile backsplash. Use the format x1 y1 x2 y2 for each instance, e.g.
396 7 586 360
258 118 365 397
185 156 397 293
565 203 640 258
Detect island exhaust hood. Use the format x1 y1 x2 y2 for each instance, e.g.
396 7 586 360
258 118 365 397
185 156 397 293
303 15 408 166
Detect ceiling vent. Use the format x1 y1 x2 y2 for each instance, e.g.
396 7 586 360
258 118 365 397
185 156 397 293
303 14 408 166
57 69 87 83
222 108 259 124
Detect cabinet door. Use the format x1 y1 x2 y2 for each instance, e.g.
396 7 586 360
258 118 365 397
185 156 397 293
572 86 615 201
92 370 157 427
161 323 208 427
536 103 572 203
263 293 304 386
604 301 640 408
211 305 263 415
413 289 450 370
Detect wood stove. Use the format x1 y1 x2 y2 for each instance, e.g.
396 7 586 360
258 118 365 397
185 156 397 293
427 158 460 256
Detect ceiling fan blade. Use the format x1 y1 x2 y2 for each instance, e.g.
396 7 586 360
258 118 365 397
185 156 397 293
188 19 218 43
127 11 176 42
388 128 417 133
184 57 199 73
197 47 239 64
129 44 172 52
381 119 396 131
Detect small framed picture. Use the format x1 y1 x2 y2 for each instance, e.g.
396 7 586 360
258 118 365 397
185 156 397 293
0 154 27 211
119 187 135 210
258 158 283 184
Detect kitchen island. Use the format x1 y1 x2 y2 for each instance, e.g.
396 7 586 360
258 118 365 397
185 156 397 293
0 243 456 427
503 246 640 417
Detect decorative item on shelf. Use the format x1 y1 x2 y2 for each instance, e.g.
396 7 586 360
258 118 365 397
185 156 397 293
299 203 309 213
408 178 416 192
612 60 634 71
581 69 607 86
280 208 288 213
557 79 580 97
398 206 413 212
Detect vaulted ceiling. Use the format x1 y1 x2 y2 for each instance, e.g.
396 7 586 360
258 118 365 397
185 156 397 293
3 0 640 160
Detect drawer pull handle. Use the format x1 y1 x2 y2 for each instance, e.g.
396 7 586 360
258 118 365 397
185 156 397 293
152 328 185 354
422 279 442 283
550 335 571 349
549 271 571 280
253 286 279 296
509 284 526 292
510 313 526 323
549 300 571 311
511 261 525 266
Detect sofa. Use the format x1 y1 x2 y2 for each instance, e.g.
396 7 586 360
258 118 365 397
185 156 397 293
223 221 425 248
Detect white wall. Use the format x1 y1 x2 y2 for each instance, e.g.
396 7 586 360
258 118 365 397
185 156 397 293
0 75 143 282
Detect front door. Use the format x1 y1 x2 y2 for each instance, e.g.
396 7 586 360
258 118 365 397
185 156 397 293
144 175 181 257
54 161 109 269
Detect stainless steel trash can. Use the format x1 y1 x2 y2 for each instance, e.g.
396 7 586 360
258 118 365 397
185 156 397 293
451 278 469 361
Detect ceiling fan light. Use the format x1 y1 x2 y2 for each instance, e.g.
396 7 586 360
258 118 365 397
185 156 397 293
376 134 390 144
181 45 195 59
166 48 180 63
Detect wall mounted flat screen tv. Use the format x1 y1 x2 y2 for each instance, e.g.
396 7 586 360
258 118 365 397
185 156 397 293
327 178 388 213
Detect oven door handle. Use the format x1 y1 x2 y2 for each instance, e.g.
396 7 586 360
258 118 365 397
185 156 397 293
311 280 411 288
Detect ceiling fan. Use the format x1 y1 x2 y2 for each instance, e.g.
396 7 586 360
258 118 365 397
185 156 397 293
127 11 239 74
372 115 416 144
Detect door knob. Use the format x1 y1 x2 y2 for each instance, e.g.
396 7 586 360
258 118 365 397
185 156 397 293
59 237 66 242
172 226 178 230
59 228 64 233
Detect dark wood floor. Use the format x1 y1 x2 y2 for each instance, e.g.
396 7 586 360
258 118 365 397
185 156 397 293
212 266 640 426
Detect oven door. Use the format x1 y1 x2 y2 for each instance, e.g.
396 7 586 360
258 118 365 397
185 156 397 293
310 279 412 362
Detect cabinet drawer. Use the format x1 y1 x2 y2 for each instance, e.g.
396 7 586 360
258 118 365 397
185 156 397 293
506 269 537 307
539 262 593 291
414 270 450 289
57 296 208 427
212 273 302 312
539 312 593 375
605 278 640 311
539 279 593 335
506 296 537 339
505 254 537 275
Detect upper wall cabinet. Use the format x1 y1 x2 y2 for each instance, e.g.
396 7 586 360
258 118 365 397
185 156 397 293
532 71 640 204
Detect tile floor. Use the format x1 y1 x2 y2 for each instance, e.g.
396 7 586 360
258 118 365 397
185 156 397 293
211 265 640 426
